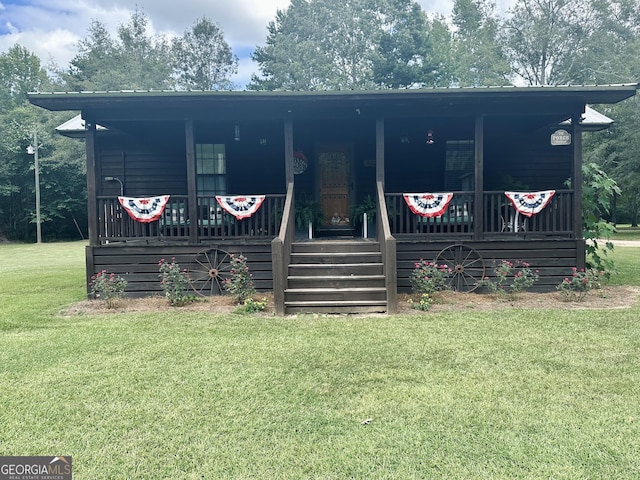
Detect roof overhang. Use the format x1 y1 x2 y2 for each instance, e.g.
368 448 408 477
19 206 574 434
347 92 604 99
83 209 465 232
29 84 638 126
559 105 614 132
55 114 108 138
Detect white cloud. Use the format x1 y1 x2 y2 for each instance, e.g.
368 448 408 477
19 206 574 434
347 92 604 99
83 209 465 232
5 21 18 34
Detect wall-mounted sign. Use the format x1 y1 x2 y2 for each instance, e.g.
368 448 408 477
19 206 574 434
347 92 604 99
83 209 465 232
551 129 571 146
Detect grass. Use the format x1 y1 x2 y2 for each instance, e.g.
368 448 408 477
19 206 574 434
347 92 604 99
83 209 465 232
612 224 640 241
1 241 640 479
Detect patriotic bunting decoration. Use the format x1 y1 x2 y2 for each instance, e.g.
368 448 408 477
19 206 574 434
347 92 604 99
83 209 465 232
403 192 454 218
216 195 266 220
118 195 170 223
505 190 556 217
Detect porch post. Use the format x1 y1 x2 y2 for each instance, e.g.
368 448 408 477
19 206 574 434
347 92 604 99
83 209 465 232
185 119 198 244
376 118 385 186
85 120 98 246
284 119 294 185
572 111 583 240
474 115 484 241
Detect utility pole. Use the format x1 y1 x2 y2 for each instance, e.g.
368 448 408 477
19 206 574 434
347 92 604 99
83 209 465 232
27 132 42 244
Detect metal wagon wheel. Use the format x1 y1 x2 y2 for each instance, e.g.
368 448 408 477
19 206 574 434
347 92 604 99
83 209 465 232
435 244 485 293
188 248 233 296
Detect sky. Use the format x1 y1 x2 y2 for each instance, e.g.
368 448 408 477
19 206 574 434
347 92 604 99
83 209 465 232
0 0 513 89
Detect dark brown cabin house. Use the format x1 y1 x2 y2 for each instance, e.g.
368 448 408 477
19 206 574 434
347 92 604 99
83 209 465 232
29 85 638 314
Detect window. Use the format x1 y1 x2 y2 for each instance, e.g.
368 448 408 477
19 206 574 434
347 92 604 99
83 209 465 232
196 144 226 196
445 140 474 191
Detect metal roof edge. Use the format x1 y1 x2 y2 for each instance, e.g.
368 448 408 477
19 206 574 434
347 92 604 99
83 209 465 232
28 83 638 112
27 83 638 98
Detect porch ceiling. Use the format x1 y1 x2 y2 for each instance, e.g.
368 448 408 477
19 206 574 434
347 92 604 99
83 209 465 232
29 84 638 124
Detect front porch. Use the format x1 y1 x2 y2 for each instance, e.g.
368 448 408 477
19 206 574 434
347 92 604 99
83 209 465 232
27 85 638 314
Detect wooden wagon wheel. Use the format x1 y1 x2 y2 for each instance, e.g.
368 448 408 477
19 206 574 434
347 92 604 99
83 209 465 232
435 244 485 293
188 248 233 296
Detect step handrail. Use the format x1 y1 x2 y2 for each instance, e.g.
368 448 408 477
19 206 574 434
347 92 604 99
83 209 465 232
272 182 295 315
377 181 398 313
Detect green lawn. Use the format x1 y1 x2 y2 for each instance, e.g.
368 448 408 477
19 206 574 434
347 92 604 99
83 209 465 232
613 225 640 241
1 241 639 479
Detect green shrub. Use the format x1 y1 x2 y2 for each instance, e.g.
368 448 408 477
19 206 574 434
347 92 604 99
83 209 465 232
408 293 433 311
233 297 268 315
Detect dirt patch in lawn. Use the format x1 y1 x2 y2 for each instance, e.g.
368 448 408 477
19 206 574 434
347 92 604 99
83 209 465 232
62 286 639 316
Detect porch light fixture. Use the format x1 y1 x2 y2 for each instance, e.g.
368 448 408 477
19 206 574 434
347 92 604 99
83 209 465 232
426 130 435 145
234 124 240 142
105 176 124 196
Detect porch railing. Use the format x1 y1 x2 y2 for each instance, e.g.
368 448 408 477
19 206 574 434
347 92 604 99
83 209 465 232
377 181 397 314
482 190 574 236
272 182 295 316
97 194 286 244
385 190 574 239
386 191 475 236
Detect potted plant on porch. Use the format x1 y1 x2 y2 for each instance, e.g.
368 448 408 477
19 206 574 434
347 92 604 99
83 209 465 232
295 196 324 239
352 194 377 238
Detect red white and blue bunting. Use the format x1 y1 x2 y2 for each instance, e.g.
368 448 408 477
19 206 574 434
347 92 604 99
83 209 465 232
403 192 454 218
505 190 556 217
118 195 170 223
216 195 266 220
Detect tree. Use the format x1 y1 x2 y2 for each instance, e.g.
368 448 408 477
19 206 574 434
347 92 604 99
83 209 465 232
573 0 640 84
585 96 640 226
450 0 511 86
0 45 87 241
65 9 173 91
250 0 444 90
172 17 238 90
64 20 119 91
251 0 376 90
0 45 49 108
578 162 621 274
500 0 598 85
115 8 173 90
372 0 448 88
577 3 640 226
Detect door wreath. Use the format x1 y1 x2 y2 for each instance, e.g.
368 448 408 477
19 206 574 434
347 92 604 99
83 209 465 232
293 151 308 174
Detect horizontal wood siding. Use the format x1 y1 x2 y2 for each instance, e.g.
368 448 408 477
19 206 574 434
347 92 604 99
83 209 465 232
396 238 584 293
88 237 584 298
484 126 572 191
88 242 273 297
100 149 187 197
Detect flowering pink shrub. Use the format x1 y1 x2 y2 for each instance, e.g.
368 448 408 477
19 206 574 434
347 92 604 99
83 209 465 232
224 254 256 304
158 257 193 306
90 270 127 308
478 260 539 296
409 260 452 294
556 267 602 301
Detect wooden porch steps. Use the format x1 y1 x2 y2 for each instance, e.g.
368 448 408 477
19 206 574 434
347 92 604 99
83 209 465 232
284 240 388 314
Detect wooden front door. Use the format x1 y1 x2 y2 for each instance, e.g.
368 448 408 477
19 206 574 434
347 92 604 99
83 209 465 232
318 144 351 226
